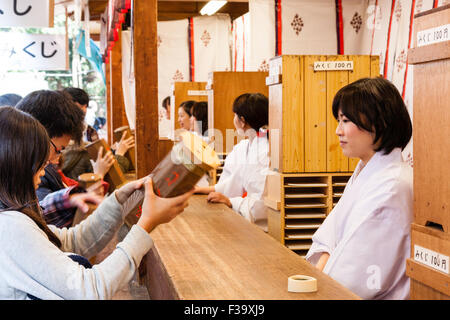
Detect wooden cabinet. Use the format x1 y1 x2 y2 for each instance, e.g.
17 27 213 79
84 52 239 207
407 5 450 300
267 55 379 173
206 71 268 153
171 81 208 131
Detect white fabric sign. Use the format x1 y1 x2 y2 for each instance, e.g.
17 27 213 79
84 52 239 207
232 13 251 71
157 19 190 137
121 30 136 131
192 14 232 81
248 0 275 72
282 0 337 55
0 33 66 71
0 0 52 27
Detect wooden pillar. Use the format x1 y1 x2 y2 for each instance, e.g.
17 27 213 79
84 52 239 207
110 29 129 143
133 0 159 178
105 62 112 145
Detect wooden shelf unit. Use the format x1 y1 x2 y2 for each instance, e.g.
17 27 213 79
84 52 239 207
267 55 379 174
266 172 352 258
407 5 450 300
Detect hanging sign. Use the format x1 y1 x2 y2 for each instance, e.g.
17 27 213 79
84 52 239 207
417 24 450 47
0 33 67 70
414 244 449 274
0 0 54 27
187 90 208 96
314 61 354 71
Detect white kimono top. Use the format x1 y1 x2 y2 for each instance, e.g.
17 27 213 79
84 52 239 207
215 135 270 231
306 148 413 300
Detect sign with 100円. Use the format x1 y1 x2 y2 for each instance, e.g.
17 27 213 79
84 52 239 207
0 0 54 27
0 33 66 70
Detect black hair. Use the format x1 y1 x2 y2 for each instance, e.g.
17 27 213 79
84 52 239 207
191 101 208 136
0 106 61 248
332 77 412 154
232 93 268 132
162 96 170 110
63 87 90 106
0 93 22 107
16 90 85 144
179 100 195 117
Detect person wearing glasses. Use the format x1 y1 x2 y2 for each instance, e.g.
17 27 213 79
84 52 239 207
16 90 103 228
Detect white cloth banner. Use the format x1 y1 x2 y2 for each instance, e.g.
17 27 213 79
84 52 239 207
282 0 337 55
248 0 275 71
121 30 136 130
192 14 232 81
232 13 251 71
157 19 190 137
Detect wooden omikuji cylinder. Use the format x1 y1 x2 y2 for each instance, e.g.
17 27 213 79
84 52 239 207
114 125 136 170
85 138 127 192
123 131 220 225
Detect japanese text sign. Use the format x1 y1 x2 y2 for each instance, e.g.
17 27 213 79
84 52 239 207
0 0 54 27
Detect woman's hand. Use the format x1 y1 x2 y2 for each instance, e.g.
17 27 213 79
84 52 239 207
69 191 104 213
115 132 135 156
115 178 146 205
207 192 232 208
93 146 115 178
137 178 194 233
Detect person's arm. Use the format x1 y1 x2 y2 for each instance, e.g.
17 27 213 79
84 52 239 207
194 185 215 194
39 187 103 228
315 253 330 272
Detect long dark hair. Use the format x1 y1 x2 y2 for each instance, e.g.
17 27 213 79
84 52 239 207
191 101 208 136
0 106 61 247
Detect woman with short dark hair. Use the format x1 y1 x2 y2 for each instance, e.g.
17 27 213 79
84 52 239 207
196 93 270 231
306 77 413 300
178 100 195 130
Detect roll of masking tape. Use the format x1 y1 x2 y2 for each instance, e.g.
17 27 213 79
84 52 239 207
288 275 318 293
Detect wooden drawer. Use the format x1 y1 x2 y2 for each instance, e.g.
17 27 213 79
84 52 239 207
406 224 450 298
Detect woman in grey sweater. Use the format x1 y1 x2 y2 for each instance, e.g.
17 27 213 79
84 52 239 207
0 106 193 299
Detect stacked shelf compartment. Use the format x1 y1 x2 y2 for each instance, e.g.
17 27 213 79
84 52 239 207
210 153 227 185
282 175 329 258
269 173 352 258
332 176 350 209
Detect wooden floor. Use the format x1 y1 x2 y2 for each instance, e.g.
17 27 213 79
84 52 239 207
94 225 150 300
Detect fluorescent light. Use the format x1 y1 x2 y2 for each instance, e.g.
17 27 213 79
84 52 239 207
200 1 227 16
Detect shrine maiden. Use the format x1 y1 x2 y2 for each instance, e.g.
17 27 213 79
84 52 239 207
196 93 269 231
306 78 413 300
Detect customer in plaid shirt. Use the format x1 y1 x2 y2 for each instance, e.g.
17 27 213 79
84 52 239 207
16 90 103 228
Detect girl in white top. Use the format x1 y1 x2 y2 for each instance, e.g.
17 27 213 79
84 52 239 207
0 106 193 299
305 77 413 300
196 93 270 231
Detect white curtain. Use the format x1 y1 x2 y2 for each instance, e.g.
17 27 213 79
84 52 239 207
121 30 136 130
192 14 232 81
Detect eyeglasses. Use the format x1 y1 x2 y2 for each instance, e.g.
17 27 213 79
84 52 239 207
50 140 64 155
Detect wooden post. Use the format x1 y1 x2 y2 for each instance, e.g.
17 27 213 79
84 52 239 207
105 62 112 145
110 29 129 141
133 0 159 178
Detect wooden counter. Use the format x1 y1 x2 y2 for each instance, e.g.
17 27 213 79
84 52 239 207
143 195 359 300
